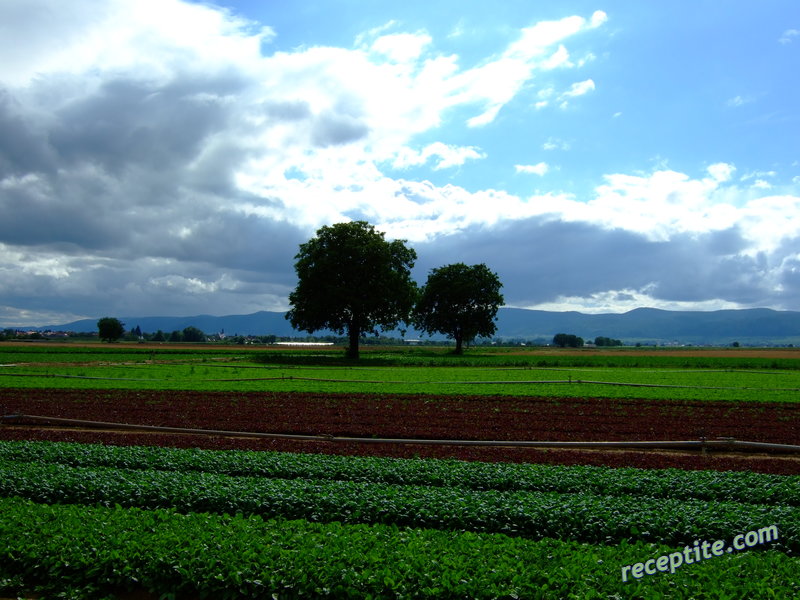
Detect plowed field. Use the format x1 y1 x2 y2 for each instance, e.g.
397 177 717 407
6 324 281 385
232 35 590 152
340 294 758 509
2 387 798 474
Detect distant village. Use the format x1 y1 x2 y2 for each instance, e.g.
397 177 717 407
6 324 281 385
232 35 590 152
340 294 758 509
0 327 750 348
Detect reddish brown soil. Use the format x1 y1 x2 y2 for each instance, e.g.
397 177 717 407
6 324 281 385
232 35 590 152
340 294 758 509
1 387 798 474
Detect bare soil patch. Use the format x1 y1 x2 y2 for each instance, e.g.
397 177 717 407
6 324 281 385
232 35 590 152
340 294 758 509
2 387 798 474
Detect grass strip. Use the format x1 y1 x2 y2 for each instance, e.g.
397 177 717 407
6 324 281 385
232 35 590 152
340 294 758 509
1 497 799 600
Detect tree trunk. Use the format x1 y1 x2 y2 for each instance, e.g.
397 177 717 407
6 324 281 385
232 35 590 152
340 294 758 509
454 330 463 355
347 322 360 359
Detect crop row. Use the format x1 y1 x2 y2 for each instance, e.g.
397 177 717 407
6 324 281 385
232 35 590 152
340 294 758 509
2 440 798 507
3 496 799 600
1 458 797 552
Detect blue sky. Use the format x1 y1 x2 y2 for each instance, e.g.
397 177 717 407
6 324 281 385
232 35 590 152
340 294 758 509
0 0 799 326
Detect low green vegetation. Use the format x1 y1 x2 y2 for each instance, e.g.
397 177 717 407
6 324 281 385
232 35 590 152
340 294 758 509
2 441 798 507
0 442 798 599
2 344 800 401
4 497 798 600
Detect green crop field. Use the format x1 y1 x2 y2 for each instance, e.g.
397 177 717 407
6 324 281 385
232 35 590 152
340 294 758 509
1 342 799 598
3 343 800 402
0 441 798 599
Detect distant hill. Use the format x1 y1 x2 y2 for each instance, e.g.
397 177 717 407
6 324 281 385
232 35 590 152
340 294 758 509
37 307 800 345
496 307 800 345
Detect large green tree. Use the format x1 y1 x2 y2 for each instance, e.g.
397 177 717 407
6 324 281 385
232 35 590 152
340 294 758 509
97 317 124 343
413 263 504 354
286 221 417 359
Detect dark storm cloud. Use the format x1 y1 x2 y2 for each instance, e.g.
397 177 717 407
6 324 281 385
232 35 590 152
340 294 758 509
0 169 130 249
47 74 244 174
415 217 776 308
0 64 309 257
1 254 295 321
0 89 55 176
311 111 369 147
0 61 320 324
144 207 307 282
263 100 312 120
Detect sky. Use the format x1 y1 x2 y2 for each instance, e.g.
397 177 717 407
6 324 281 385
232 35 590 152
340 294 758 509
1 0 799 327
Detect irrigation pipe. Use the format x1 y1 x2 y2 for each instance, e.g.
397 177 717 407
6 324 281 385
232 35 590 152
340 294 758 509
3 414 800 454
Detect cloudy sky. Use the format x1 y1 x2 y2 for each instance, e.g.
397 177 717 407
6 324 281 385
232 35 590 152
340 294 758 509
1 0 799 327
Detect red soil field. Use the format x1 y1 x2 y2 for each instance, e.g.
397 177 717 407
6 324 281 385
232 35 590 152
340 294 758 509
1 387 798 474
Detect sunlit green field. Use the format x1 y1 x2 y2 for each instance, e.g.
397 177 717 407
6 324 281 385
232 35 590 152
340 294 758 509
3 343 800 402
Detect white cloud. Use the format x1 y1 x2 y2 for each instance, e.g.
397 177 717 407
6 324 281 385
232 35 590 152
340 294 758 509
726 95 753 107
528 290 740 314
507 16 588 58
370 32 432 63
707 162 735 183
540 45 572 70
392 142 486 170
450 12 607 126
0 0 272 87
741 170 776 181
779 29 799 44
563 79 596 97
515 163 550 176
542 137 570 151
557 79 595 107
590 11 609 28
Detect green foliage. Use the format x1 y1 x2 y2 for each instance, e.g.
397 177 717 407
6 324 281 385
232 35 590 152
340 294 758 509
0 457 798 552
553 333 584 348
595 336 623 347
2 441 798 507
286 221 417 359
414 263 504 354
3 345 800 401
181 326 205 342
96 317 124 343
2 441 800 598
3 497 798 599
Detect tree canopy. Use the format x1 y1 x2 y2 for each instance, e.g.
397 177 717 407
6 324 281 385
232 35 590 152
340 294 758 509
182 326 206 343
286 221 417 359
97 317 124 343
553 333 584 348
413 263 504 354
595 336 623 347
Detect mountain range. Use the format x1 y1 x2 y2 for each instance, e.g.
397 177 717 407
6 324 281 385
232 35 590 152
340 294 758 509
36 307 800 346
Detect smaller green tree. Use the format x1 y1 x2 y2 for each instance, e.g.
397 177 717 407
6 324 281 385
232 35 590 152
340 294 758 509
182 326 206 343
413 263 504 355
97 317 125 343
553 333 584 348
595 336 622 347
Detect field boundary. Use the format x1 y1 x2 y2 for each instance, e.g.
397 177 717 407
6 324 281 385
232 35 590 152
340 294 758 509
4 413 800 454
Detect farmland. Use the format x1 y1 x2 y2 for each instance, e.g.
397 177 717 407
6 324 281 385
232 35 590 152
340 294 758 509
1 342 799 598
